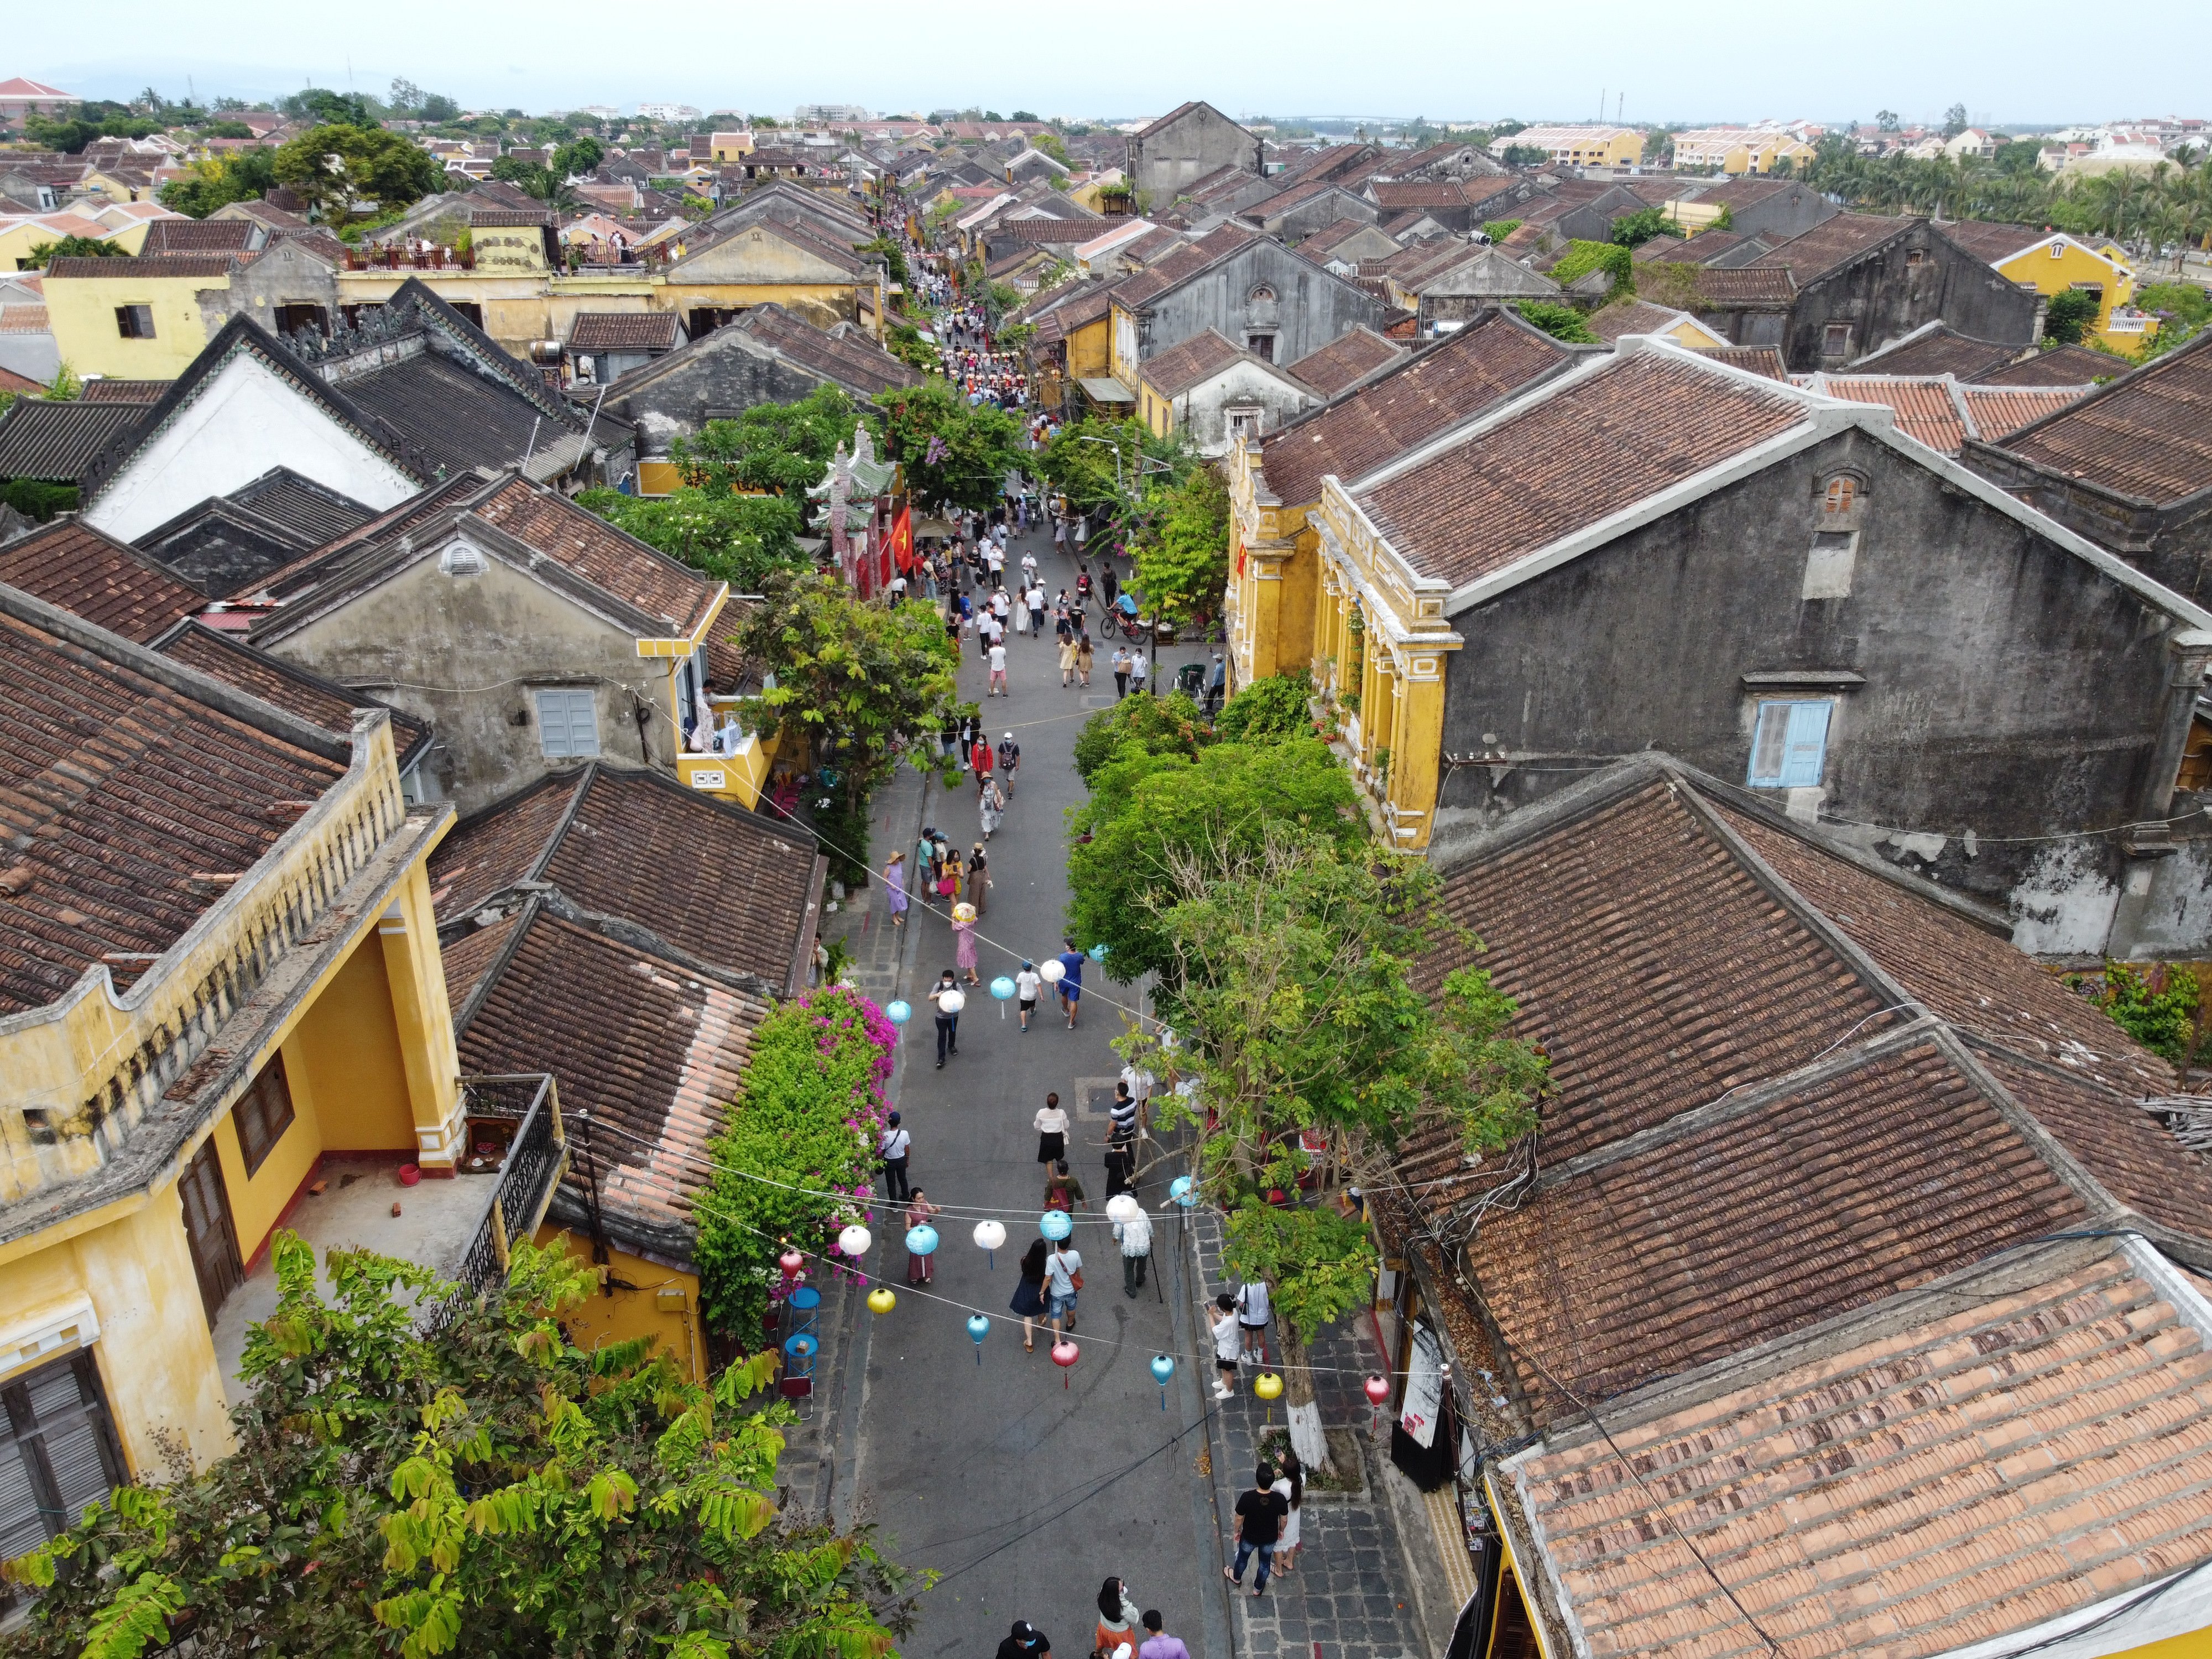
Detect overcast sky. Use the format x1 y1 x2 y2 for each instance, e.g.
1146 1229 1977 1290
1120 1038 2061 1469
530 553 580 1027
18 0 2210 129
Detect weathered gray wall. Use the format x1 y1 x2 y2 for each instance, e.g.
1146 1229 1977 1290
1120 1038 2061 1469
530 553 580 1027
203 243 341 341
265 552 671 813
1433 427 2192 953
1170 363 1314 456
1782 223 2041 369
1963 440 2212 609
1138 243 1383 368
1128 106 1259 205
601 331 834 459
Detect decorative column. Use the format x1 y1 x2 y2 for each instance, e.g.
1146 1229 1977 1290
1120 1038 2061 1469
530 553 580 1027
378 868 465 1171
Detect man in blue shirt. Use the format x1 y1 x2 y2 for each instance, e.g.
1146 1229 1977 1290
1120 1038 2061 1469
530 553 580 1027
1056 938 1085 1030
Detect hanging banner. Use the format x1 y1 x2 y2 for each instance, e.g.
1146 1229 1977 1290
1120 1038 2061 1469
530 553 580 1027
1401 1319 1444 1448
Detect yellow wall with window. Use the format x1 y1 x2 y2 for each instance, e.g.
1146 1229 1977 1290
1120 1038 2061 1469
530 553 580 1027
533 1228 706 1382
44 268 225 378
1986 236 2157 353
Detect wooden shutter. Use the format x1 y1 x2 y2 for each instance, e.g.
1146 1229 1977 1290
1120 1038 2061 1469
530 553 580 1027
178 1138 243 1325
234 1055 295 1176
534 688 601 759
1778 702 1832 787
1748 702 1791 785
0 1354 126 1564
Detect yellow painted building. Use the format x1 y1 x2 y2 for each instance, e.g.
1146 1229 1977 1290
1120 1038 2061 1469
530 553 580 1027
1670 127 1817 175
1984 231 2158 354
0 582 469 1494
1489 125 1643 169
40 253 231 379
0 212 153 273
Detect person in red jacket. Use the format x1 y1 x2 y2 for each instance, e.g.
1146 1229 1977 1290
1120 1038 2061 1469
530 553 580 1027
971 735 994 797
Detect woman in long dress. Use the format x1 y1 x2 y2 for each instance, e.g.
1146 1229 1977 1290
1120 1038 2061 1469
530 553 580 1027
952 902 979 985
980 781 1005 841
967 843 990 917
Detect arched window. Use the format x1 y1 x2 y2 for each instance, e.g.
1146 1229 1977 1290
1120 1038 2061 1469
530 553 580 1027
1248 284 1276 304
1822 476 1856 519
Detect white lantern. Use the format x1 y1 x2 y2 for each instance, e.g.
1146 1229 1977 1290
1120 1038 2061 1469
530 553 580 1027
1039 959 1066 984
1105 1194 1144 1223
973 1219 1007 1250
838 1224 872 1258
937 989 966 1015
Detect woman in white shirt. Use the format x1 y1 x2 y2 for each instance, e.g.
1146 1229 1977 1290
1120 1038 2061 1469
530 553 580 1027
1034 1092 1069 1167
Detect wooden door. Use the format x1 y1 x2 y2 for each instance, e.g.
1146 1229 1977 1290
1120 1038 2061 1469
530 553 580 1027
178 1138 242 1326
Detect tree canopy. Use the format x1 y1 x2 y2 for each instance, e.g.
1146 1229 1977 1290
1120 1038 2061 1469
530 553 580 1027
576 489 807 593
0 1236 919 1659
19 236 119 269
870 380 1024 514
160 147 278 218
1129 463 1231 628
1514 300 1600 345
676 385 863 498
274 123 445 223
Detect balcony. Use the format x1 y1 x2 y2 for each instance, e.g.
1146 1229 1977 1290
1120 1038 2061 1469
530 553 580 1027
212 1075 567 1400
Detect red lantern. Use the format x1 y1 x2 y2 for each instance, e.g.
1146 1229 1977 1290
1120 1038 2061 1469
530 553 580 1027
1050 1339 1079 1389
778 1249 805 1281
1364 1373 1391 1435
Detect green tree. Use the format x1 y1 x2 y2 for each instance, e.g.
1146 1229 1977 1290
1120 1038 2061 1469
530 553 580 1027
734 567 962 883
870 379 1023 513
1514 299 1599 343
275 123 444 223
1067 735 1363 979
280 87 377 126
576 488 806 591
160 147 278 217
676 384 862 498
1608 207 1670 247
2078 961 2199 1066
0 1236 919 1659
1501 144 1547 168
1122 827 1545 1468
1214 671 1313 743
1130 462 1230 628
1943 102 1970 139
20 235 118 269
1072 689 1212 784
2043 287 2101 346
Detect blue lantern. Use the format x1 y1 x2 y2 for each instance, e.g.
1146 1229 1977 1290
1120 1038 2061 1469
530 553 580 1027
1089 943 1108 962
966 1313 990 1365
885 1000 912 1025
905 1224 940 1256
1169 1175 1197 1208
990 975 1015 1018
1039 1208 1072 1241
1149 1352 1175 1410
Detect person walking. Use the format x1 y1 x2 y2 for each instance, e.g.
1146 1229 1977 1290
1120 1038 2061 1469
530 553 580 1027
998 1621 1051 1659
1227 1465 1288 1597
1010 1237 1049 1352
1059 631 1078 687
1045 1236 1082 1336
1112 644 1132 699
928 971 961 1068
941 844 964 905
980 779 1006 840
1027 582 1047 639
997 732 1020 796
1103 1132 1135 1202
1129 645 1150 697
1109 1079 1139 1141
879 1111 911 1203
881 852 909 929
972 732 995 794
1056 938 1085 1028
1211 1292 1242 1397
1205 651 1226 716
1076 633 1094 688
1236 1277 1271 1360
967 842 991 914
1114 1201 1151 1296
905 1190 940 1285
952 901 980 985
1136 1610 1189 1659
1271 1449 1305 1572
1015 959 1042 1031
1034 1091 1069 1168
1094 1580 1142 1658
988 639 1009 697
1044 1157 1088 1213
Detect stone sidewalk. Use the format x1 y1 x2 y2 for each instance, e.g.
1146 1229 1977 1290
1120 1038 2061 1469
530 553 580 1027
1187 1207 1451 1659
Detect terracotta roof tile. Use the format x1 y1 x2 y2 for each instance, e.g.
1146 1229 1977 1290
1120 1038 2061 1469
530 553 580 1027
154 620 431 773
1851 322 2022 379
1355 351 1808 586
0 518 205 638
1933 218 2052 263
427 771 582 921
1801 373 1973 454
1695 345 1790 380
76 379 167 405
1285 325 1405 397
1977 330 2212 506
1970 344 2121 387
1258 306 1581 508
468 476 720 632
1751 213 1916 284
43 254 238 279
1960 384 2085 443
565 311 681 352
1139 328 1248 398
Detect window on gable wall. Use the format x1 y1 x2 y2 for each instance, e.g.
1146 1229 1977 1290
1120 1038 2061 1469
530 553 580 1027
534 687 601 759
1822 322 1851 356
1747 700 1832 789
1823 476 1856 518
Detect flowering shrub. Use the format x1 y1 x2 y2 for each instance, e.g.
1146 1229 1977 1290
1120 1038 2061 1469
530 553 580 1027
694 986 897 1335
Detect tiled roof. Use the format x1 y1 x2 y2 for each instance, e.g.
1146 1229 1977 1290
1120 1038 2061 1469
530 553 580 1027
1694 344 1790 380
226 466 375 544
1507 1237 2212 1659
335 349 559 478
0 399 142 483
1587 299 1699 343
1933 217 2052 263
1109 223 1256 311
42 254 238 279
430 764 821 990
1284 325 1405 397
453 908 770 1235
0 588 346 1013
1355 350 1809 586
566 311 681 353
0 519 206 638
983 217 1096 243
1750 212 1914 283
1850 321 2021 378
468 207 554 227
1970 343 2122 386
1139 328 1248 398
1960 384 2086 443
0 302 50 334
137 217 258 254
77 379 166 404
1798 373 1976 453
1977 329 2212 505
1634 263 1797 305
467 476 721 633
729 303 922 395
153 619 431 773
1259 306 1583 508
1296 218 1383 259
1366 181 1483 211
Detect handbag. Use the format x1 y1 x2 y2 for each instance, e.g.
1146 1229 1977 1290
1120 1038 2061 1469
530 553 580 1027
1069 1267 1084 1291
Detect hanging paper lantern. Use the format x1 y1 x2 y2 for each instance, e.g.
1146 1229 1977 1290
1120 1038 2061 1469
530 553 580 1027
778 1248 805 1280
972 1219 1006 1251
1254 1372 1285 1402
1039 1208 1072 1241
1105 1193 1143 1223
905 1224 940 1256
1168 1175 1197 1209
885 1000 912 1025
867 1286 896 1315
1364 1374 1391 1405
1149 1353 1176 1386
967 1313 990 1365
1089 943 1108 962
838 1224 872 1258
937 988 966 1014
1050 1338 1079 1387
990 975 1016 999
1039 958 1066 984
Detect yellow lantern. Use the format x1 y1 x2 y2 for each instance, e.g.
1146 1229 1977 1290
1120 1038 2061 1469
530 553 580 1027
1254 1372 1284 1402
867 1287 896 1315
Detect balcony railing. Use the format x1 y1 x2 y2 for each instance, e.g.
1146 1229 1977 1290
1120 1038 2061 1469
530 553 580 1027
425 1074 568 1324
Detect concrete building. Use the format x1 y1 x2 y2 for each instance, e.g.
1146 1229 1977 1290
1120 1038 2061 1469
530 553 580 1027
1135 328 1317 455
1124 102 1261 208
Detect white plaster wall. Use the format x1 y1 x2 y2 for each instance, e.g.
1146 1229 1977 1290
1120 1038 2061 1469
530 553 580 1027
84 352 419 542
2007 840 2122 957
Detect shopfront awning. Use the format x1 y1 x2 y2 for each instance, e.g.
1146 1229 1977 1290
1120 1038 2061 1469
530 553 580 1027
1077 377 1135 404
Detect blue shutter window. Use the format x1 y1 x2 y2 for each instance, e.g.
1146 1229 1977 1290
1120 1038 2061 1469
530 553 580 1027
1747 700 1831 789
534 688 601 759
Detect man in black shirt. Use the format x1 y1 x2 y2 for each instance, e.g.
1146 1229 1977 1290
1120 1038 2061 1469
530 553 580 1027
995 1622 1049 1659
1226 1463 1288 1595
